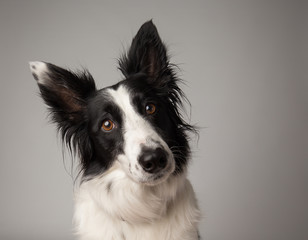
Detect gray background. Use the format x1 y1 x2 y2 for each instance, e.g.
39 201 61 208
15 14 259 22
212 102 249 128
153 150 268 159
0 0 307 240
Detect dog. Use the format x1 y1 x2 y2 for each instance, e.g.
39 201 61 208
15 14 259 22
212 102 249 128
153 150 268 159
30 20 200 240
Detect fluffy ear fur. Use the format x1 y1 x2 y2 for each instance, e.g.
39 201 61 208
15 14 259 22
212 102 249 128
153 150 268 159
118 20 169 80
29 61 96 163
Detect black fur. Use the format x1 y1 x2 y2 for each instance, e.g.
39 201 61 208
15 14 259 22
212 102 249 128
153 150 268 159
34 20 196 178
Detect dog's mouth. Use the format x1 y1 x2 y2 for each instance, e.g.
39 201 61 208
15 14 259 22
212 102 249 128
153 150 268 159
137 163 174 185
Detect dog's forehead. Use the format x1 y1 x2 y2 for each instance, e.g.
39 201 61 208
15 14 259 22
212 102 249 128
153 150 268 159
93 76 151 105
92 82 132 103
106 84 136 113
87 83 137 119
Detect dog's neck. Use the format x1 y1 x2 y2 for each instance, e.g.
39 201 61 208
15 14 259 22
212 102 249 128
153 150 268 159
76 166 187 224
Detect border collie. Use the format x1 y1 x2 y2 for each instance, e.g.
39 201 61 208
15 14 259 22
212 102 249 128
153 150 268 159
30 20 200 240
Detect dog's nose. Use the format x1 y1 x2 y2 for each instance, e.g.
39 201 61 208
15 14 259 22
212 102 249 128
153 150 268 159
138 148 167 174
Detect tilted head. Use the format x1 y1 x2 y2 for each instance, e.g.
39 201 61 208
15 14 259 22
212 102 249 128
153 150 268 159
30 21 194 185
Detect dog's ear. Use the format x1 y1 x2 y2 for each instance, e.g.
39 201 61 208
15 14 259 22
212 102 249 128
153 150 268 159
29 62 96 161
30 61 96 125
119 20 169 79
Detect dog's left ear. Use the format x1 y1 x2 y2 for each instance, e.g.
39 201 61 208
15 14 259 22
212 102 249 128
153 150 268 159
119 20 169 80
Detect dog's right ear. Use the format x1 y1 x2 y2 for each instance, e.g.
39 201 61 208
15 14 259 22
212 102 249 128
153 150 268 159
29 61 96 125
29 62 96 162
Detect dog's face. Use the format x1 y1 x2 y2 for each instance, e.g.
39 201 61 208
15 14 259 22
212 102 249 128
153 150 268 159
30 21 193 185
86 77 177 184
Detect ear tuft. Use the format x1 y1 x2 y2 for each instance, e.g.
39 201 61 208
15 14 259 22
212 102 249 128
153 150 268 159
29 61 49 85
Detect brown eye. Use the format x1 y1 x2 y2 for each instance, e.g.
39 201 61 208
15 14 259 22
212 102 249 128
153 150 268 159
101 119 114 131
145 103 156 115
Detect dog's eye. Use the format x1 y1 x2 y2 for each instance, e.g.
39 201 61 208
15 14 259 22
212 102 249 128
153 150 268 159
101 119 115 132
145 103 156 115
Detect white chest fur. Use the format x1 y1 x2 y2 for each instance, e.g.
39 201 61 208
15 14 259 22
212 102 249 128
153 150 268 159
73 168 200 240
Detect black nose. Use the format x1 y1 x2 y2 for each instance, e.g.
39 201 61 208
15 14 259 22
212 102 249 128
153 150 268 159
138 148 168 174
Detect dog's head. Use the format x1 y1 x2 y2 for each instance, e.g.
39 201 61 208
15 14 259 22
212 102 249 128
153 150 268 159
30 21 194 185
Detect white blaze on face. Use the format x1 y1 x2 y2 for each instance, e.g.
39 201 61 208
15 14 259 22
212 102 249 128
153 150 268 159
107 85 175 184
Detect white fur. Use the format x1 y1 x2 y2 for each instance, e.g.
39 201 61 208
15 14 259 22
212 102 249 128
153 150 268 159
29 61 48 85
107 86 175 185
73 163 200 240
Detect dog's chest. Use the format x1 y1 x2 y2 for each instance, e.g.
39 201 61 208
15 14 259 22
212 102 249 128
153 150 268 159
73 175 200 240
